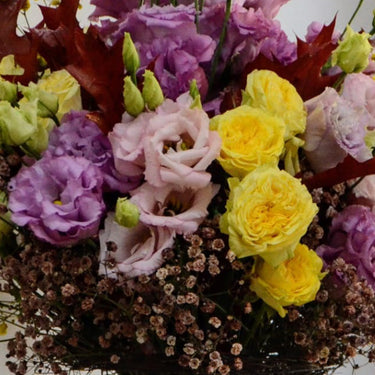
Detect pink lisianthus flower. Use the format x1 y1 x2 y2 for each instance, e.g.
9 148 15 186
130 182 219 234
349 175 375 213
243 0 290 18
99 213 175 279
303 86 373 173
110 93 221 189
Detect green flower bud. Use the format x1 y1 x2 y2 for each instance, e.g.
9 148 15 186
332 26 372 73
0 55 24 76
122 32 140 81
142 70 164 110
189 79 202 109
115 197 140 228
0 101 36 146
19 82 59 118
123 76 145 117
0 78 17 103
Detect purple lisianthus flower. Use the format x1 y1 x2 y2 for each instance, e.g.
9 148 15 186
317 205 375 289
47 111 141 193
8 156 105 246
200 2 296 74
102 4 215 100
303 87 373 173
99 213 175 279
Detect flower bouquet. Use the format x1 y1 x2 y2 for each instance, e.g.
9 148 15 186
1 0 375 374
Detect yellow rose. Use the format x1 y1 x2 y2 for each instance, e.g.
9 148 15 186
250 244 325 317
220 166 318 266
242 69 306 140
38 69 82 120
210 106 285 177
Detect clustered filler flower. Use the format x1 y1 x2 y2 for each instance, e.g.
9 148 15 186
1 0 375 375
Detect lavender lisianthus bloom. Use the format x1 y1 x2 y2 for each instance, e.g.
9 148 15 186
317 205 375 289
8 156 105 246
102 4 215 100
99 213 175 279
199 1 296 74
47 111 141 193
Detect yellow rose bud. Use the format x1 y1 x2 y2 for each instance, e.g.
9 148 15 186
37 69 82 120
210 106 285 178
123 32 140 81
124 76 145 117
115 197 140 228
250 244 325 317
332 26 372 74
142 70 164 110
220 166 318 267
242 69 306 140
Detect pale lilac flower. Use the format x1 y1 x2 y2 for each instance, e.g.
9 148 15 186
130 182 219 234
110 93 221 189
47 111 141 193
341 73 375 122
99 213 175 279
8 156 105 246
317 205 375 289
303 87 373 173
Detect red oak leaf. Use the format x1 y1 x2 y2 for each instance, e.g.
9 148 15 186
0 0 38 83
33 0 124 133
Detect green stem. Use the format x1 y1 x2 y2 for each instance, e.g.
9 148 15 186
341 0 364 38
208 0 232 91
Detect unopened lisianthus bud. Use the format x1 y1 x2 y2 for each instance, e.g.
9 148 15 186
123 76 144 116
115 197 140 228
0 78 17 103
332 26 372 73
142 70 164 110
189 79 202 109
122 32 140 80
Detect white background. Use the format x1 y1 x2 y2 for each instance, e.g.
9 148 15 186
1 0 375 374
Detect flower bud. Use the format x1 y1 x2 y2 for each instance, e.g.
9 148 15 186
19 82 59 118
123 76 144 117
0 78 17 103
0 101 36 146
189 79 202 109
0 55 24 76
332 26 372 73
115 197 140 228
122 32 140 80
142 70 164 110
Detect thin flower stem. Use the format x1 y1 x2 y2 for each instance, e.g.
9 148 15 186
341 0 364 37
194 0 200 26
208 0 232 91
